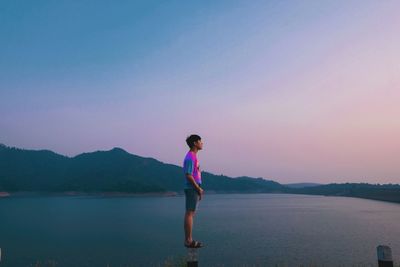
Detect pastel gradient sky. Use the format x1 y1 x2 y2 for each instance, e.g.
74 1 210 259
1 1 399 184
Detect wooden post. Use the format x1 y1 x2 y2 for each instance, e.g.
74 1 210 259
377 245 393 267
187 248 199 267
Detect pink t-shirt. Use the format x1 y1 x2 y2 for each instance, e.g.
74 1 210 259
183 151 201 189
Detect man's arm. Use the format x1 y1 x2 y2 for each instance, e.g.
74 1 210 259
185 173 204 200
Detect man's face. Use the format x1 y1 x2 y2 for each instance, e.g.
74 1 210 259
194 139 203 150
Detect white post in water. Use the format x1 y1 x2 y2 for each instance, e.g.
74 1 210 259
377 245 393 267
187 248 199 267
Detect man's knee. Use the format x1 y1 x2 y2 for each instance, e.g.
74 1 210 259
185 210 195 217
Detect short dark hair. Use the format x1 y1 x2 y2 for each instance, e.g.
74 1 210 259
186 134 201 148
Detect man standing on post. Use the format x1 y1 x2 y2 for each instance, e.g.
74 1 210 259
183 134 204 248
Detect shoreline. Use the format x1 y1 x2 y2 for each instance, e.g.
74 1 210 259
0 191 178 198
1 191 399 205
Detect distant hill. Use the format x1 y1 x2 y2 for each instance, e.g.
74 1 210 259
284 183 322 189
1 144 399 204
0 144 284 193
287 183 400 203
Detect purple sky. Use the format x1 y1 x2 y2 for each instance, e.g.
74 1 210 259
1 1 399 184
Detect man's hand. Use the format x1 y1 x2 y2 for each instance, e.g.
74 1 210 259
197 187 204 201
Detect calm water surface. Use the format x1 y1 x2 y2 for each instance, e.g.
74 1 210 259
0 193 399 266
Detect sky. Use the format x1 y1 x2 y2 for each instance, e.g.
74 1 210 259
1 0 399 184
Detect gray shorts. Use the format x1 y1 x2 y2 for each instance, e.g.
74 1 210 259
185 188 200 212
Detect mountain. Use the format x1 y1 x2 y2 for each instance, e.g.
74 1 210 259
0 144 284 193
287 183 400 203
1 144 399 204
284 183 322 189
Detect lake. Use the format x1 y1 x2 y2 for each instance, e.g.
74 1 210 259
0 193 399 266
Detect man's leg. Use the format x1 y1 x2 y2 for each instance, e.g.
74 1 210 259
184 210 195 244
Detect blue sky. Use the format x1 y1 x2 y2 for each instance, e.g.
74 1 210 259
1 1 400 183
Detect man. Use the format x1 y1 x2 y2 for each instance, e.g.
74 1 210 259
183 134 204 248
